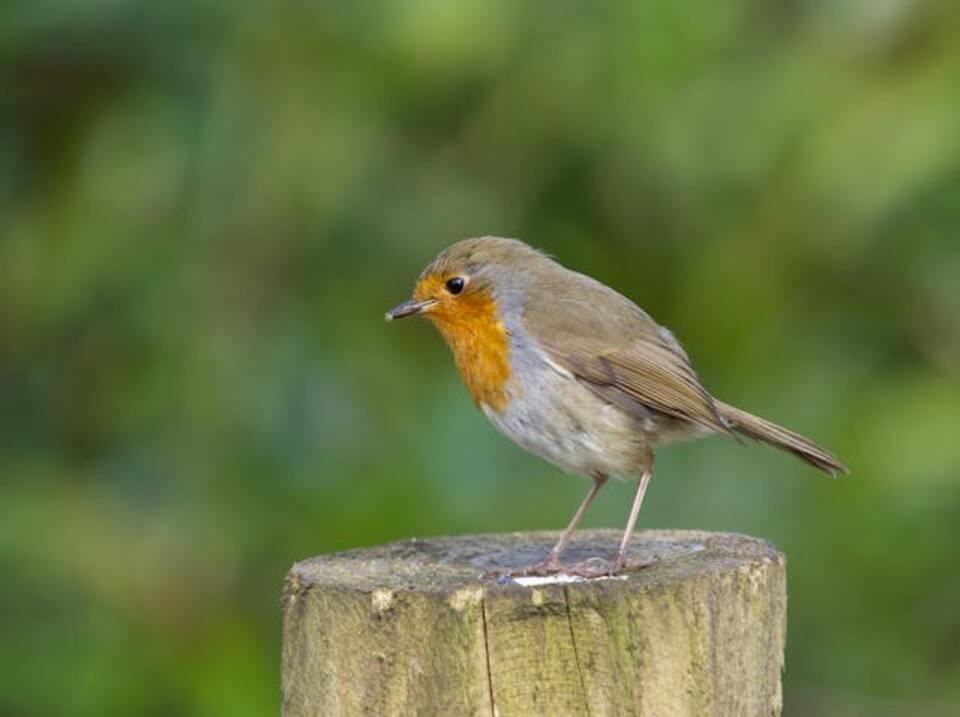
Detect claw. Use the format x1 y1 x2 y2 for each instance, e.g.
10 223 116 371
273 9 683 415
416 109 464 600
563 556 616 578
486 553 657 580
563 553 657 578
486 555 564 578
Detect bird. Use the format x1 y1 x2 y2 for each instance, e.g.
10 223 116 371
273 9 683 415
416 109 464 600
386 237 847 576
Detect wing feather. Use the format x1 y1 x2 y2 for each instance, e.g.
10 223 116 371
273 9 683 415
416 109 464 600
520 269 731 436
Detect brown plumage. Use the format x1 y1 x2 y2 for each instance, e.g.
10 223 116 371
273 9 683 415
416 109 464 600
520 268 844 476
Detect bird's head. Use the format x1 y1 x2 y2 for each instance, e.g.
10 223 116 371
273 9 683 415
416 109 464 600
386 237 550 411
385 236 546 329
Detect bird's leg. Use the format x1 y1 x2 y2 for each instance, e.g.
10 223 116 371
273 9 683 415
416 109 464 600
610 468 653 573
566 465 655 578
495 474 607 576
540 473 608 570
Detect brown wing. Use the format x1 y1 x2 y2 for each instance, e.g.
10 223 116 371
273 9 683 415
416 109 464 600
521 267 731 436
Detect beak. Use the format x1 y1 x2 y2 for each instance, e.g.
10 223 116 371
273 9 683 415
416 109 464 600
385 298 436 321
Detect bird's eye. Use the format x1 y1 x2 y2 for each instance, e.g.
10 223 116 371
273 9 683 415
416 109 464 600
445 277 465 295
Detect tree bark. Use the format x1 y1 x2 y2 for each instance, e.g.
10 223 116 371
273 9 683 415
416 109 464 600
282 529 786 716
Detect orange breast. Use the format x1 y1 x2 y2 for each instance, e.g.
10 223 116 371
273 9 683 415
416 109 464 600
425 291 511 413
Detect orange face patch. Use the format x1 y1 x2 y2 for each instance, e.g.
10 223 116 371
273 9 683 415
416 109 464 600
414 275 511 413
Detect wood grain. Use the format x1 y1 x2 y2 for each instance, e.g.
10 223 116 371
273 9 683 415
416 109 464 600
282 529 786 717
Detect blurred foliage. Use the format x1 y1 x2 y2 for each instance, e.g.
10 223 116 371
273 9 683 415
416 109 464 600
2 1 959 715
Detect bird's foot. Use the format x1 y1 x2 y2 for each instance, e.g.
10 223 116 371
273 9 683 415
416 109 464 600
563 553 657 579
487 555 565 578
489 553 657 580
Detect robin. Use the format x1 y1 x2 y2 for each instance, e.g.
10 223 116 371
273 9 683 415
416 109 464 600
386 237 847 576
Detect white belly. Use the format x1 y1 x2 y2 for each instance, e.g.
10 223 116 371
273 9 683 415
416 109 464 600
481 359 647 478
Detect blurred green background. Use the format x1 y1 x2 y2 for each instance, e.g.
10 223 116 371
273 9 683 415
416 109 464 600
2 1 959 715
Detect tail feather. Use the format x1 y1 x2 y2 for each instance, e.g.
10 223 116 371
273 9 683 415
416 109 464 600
715 401 848 477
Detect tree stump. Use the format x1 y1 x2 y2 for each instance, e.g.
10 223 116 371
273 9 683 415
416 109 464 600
282 529 786 717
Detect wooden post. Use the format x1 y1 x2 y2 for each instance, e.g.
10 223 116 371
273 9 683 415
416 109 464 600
282 529 786 717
